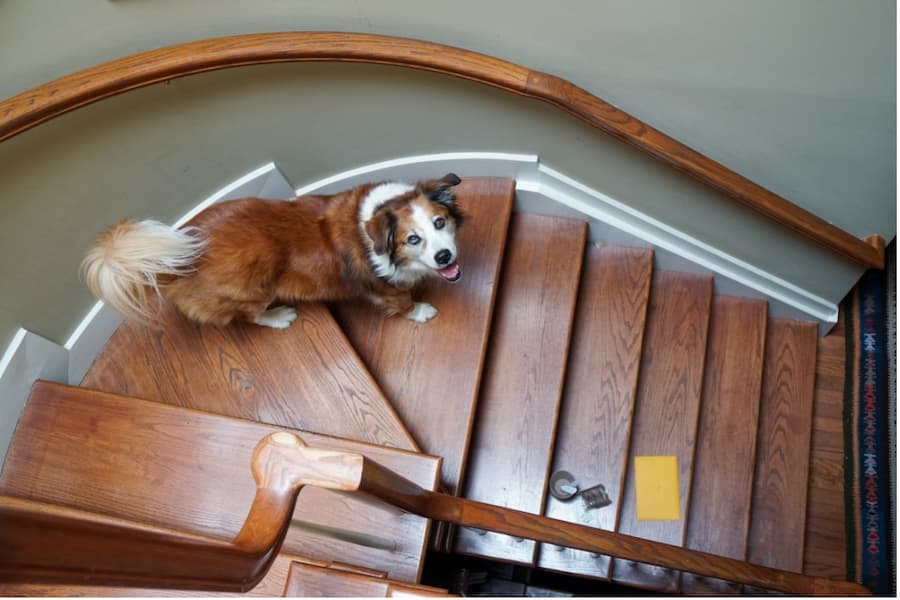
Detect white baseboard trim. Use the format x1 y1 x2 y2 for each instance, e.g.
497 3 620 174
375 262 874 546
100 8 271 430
1 152 840 465
295 152 838 332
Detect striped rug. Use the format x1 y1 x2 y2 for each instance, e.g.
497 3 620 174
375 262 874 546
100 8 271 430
844 243 896 595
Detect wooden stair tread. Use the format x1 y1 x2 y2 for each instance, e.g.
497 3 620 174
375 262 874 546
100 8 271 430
610 271 712 593
536 244 653 579
81 300 418 451
330 177 515 494
0 381 439 583
680 296 768 595
283 560 452 597
454 212 587 565
746 319 818 575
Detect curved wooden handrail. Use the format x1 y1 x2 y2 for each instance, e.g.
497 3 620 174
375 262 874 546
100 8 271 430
0 432 365 591
0 32 883 269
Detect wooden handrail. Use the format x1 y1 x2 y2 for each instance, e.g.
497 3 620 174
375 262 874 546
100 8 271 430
0 32 883 269
0 432 363 591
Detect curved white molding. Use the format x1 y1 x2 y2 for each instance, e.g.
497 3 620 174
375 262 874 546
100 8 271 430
1 152 840 464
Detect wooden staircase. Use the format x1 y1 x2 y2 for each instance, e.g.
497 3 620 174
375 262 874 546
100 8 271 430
0 176 848 595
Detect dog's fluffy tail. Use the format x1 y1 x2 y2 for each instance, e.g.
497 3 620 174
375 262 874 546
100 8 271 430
81 219 207 322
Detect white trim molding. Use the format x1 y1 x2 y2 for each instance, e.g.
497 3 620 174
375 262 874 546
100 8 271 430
1 152 840 465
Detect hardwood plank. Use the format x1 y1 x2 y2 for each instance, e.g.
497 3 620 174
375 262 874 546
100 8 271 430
746 319 818 574
82 300 418 451
803 310 847 580
536 244 653 579
330 178 515 495
454 213 587 565
283 561 451 597
0 381 440 583
680 297 767 595
610 271 712 593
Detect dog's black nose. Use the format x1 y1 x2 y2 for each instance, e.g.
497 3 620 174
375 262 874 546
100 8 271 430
435 249 452 266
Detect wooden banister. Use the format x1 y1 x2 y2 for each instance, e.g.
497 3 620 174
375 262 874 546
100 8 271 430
0 432 363 591
0 32 883 269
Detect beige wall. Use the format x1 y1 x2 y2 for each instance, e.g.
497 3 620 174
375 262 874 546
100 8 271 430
0 0 895 351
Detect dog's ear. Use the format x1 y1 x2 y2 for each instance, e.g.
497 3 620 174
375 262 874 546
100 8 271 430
365 208 398 256
420 173 465 227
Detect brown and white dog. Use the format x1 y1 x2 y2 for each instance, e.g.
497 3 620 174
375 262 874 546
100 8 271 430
81 173 464 329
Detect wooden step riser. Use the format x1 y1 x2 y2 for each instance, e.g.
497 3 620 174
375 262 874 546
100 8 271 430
454 212 587 565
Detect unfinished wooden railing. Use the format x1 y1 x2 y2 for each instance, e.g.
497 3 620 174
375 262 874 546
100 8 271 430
0 32 883 269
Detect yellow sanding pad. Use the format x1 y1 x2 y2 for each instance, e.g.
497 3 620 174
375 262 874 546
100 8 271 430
634 455 681 521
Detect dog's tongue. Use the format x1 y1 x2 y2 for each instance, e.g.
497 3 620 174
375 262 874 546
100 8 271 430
437 262 461 282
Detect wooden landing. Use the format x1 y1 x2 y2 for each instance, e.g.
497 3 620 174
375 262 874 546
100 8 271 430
536 244 653 579
331 177 515 495
283 560 452 597
610 271 712 593
81 301 417 451
746 319 818 576
680 296 767 595
0 381 440 583
454 213 587 566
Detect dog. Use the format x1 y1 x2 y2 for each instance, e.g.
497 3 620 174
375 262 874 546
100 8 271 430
81 173 464 329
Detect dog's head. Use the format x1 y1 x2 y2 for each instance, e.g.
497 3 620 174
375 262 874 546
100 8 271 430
362 173 465 285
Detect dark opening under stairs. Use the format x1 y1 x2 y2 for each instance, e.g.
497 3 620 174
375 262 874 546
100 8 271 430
0 176 853 595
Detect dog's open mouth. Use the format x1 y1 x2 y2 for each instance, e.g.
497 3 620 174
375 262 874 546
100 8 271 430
436 262 461 283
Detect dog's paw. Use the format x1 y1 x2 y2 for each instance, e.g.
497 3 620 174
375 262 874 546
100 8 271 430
406 302 438 323
253 306 298 329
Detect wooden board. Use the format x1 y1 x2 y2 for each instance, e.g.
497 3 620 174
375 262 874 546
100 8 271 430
283 561 451 597
803 308 847 578
610 271 712 592
680 296 767 595
453 213 587 565
81 299 417 451
0 381 440 583
330 177 515 494
536 244 653 579
746 319 818 574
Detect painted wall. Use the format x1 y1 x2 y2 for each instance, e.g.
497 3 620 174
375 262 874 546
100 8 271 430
0 0 895 354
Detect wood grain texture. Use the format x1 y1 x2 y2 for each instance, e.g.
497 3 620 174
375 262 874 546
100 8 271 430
0 552 305 597
747 319 818 574
82 301 418 451
0 32 880 268
680 297 767 595
611 271 712 593
454 213 587 565
803 307 847 580
331 178 514 494
0 381 439 583
282 561 451 597
536 244 653 580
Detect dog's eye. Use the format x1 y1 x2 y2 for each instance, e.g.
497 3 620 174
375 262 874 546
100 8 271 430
406 234 421 245
434 217 446 230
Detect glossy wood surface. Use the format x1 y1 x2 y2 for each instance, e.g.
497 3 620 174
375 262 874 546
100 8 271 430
0 381 439 583
611 271 712 592
536 244 653 579
0 32 880 268
747 319 818 573
680 297 767 595
332 178 514 494
455 213 587 565
282 561 451 597
82 301 418 451
803 309 847 578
